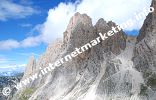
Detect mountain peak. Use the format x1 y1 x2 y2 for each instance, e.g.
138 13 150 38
23 55 36 78
137 0 156 42
66 12 92 32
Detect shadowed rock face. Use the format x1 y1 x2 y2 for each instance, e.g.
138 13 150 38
95 20 127 55
137 0 156 43
134 0 156 73
12 1 156 100
14 12 127 100
133 0 156 99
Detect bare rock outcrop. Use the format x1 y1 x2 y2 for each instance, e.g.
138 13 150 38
12 1 156 100
22 12 128 100
133 0 156 99
23 56 36 79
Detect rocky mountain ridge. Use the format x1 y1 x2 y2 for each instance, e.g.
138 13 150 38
12 0 156 100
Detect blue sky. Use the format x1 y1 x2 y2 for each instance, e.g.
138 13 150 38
0 0 152 73
0 0 76 72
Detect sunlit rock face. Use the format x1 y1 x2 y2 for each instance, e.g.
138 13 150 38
12 1 156 100
23 56 36 79
21 12 127 100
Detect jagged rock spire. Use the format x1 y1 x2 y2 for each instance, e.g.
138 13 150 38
23 55 36 78
137 0 156 42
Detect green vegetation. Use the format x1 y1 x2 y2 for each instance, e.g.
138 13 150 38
143 71 151 78
140 84 148 96
147 73 156 88
19 88 36 100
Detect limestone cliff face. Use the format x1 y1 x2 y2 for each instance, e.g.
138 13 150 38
19 12 128 100
30 39 63 88
13 1 156 100
23 56 36 78
134 0 156 73
95 19 127 55
133 0 156 99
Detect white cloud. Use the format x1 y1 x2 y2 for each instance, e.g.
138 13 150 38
0 39 20 50
40 2 76 43
0 0 152 50
0 36 41 50
20 23 32 27
0 55 25 72
0 0 38 21
39 0 152 44
21 36 41 48
0 64 26 73
0 55 15 64
0 58 8 64
76 0 151 30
